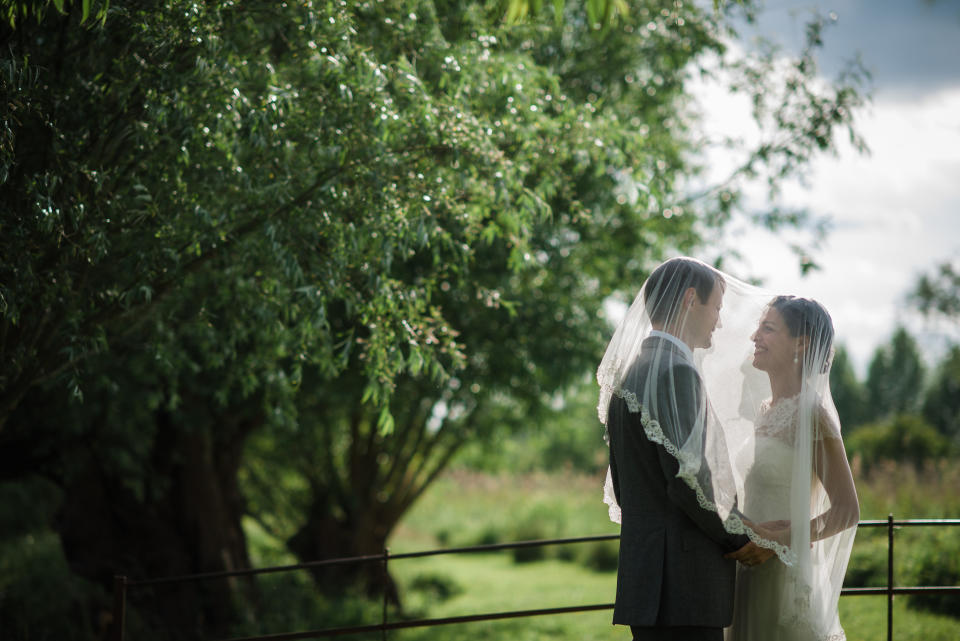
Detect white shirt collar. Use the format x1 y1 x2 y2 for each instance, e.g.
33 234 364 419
649 330 695 364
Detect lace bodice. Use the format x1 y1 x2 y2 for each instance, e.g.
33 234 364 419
741 399 795 522
755 394 841 443
755 395 800 445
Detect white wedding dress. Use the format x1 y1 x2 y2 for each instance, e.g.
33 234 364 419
726 396 844 641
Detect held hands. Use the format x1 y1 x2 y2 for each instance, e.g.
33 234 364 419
724 541 774 567
753 519 791 545
724 519 791 567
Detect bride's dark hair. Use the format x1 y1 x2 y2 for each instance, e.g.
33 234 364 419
770 295 834 373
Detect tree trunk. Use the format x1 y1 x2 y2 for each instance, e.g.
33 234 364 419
285 382 468 607
55 410 259 639
287 496 401 606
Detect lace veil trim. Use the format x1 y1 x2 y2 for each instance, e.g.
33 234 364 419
603 383 796 566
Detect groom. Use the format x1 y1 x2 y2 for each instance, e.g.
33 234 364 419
606 258 764 641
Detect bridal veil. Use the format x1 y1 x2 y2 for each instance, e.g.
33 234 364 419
597 257 859 640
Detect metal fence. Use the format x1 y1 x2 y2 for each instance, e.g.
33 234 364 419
111 515 960 641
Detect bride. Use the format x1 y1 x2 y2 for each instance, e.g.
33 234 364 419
598 261 859 641
725 295 859 640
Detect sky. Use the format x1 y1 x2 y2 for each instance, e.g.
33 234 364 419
693 0 960 376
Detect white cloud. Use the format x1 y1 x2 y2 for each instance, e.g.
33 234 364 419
691 62 960 375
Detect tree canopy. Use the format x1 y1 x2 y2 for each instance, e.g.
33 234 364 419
0 0 868 637
864 327 927 419
911 261 960 319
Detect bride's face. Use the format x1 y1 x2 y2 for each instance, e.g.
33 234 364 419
750 308 800 373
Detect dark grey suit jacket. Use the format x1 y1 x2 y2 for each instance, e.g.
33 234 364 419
607 336 749 627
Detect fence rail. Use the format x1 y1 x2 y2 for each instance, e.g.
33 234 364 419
111 516 960 641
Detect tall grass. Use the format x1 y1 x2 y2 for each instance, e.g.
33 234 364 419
852 457 960 518
391 468 619 553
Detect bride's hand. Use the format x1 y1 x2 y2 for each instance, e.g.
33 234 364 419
756 519 791 545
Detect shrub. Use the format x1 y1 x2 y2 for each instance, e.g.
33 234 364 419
408 573 463 602
579 540 619 572
553 542 578 562
511 521 549 563
902 528 960 618
472 524 504 547
434 528 451 547
844 529 888 588
0 531 108 641
846 414 951 472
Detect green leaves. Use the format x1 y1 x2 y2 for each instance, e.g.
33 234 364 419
502 0 631 27
0 0 870 610
911 262 960 319
4 0 108 27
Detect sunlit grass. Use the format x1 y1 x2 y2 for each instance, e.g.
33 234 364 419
386 467 960 641
391 468 619 553
383 547 960 641
389 553 621 641
839 596 960 641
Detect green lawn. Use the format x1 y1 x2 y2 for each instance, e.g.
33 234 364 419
383 469 960 641
384 552 959 641
389 553 621 641
839 597 959 641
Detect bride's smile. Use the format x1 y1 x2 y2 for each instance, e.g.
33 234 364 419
750 307 800 374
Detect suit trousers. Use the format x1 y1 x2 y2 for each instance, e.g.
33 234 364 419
630 625 723 641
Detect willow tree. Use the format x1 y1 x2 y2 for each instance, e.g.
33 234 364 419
237 0 868 598
0 0 867 635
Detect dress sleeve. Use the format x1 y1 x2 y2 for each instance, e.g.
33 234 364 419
811 404 860 540
815 403 843 440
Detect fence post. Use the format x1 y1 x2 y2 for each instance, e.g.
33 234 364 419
382 547 390 641
111 575 127 641
887 513 894 641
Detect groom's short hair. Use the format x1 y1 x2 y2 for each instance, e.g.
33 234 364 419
644 257 723 325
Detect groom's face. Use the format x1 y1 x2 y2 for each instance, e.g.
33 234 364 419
686 279 724 349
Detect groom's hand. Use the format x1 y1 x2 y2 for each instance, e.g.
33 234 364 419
725 541 775 567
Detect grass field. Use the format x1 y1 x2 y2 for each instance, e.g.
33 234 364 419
382 468 960 641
